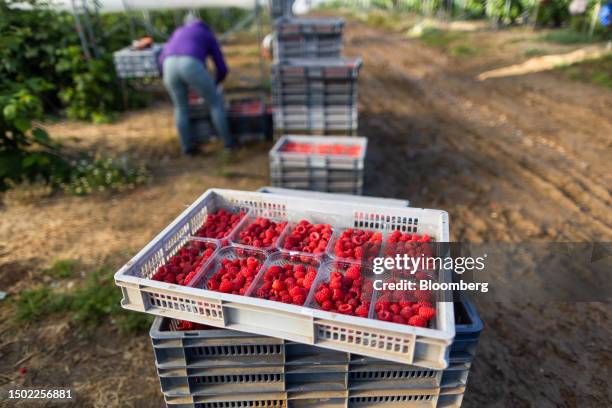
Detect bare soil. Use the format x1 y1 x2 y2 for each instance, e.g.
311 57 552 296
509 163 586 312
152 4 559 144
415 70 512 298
1 19 611 408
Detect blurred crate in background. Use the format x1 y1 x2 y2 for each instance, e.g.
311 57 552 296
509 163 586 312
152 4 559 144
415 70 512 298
274 18 345 62
189 95 272 142
113 44 164 79
269 135 367 195
272 58 362 135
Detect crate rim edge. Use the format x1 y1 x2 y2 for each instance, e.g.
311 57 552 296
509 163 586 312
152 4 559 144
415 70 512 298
269 135 368 162
114 189 453 340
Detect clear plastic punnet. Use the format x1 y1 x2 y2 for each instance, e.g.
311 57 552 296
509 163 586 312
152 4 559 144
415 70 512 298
247 251 323 306
228 211 290 253
276 211 339 260
189 246 268 296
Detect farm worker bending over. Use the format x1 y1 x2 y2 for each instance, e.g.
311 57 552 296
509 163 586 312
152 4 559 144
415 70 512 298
159 13 237 155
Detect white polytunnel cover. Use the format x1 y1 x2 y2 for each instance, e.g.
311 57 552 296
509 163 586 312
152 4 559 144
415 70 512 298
23 0 262 13
13 0 316 14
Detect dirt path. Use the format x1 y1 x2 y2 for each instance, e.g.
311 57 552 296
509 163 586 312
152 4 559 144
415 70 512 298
344 21 612 407
0 20 611 408
346 23 612 242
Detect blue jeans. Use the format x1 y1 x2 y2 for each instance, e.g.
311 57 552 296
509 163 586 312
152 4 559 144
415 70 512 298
163 56 234 152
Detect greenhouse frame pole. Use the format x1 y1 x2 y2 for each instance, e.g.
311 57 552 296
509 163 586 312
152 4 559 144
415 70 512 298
71 0 92 59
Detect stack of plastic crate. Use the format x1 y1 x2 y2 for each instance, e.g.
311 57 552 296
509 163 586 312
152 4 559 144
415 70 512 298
113 188 481 407
272 58 362 135
151 295 481 408
274 17 345 62
113 43 164 79
188 93 271 142
269 135 367 195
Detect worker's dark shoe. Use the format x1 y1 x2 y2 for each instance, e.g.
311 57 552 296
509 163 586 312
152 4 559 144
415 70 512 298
184 147 200 157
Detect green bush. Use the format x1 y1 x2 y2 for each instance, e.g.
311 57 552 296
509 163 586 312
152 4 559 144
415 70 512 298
55 46 121 123
59 155 149 196
536 0 571 27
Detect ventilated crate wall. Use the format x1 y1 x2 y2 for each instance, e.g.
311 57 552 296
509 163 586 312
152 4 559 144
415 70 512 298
274 18 345 62
113 44 163 79
256 187 410 208
271 59 362 135
150 297 480 408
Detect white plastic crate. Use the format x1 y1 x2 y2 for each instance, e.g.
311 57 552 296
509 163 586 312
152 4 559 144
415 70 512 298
273 108 358 123
115 189 453 368
272 120 358 134
273 17 344 62
275 36 343 61
150 322 472 398
269 168 363 181
159 365 286 396
150 299 478 406
274 17 345 35
113 44 163 79
270 136 367 171
256 187 410 208
163 389 446 407
272 58 363 80
151 318 286 369
270 178 363 196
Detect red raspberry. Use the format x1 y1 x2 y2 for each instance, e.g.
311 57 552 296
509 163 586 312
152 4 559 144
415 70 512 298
389 304 400 314
377 310 393 322
272 279 285 291
303 271 317 289
315 287 331 303
418 306 436 320
292 294 306 305
218 280 234 293
338 304 353 314
375 301 390 312
355 305 369 317
399 300 412 308
332 288 344 301
408 315 428 327
321 300 333 311
207 279 219 291
384 231 434 264
345 264 362 280
330 278 343 289
400 306 414 320
392 315 406 324
415 290 433 303
289 286 303 298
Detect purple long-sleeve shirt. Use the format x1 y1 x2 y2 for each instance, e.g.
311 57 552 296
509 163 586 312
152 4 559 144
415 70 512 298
159 21 228 83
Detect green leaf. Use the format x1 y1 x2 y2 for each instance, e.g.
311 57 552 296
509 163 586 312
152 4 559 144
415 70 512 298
3 104 17 120
14 117 31 133
32 127 50 144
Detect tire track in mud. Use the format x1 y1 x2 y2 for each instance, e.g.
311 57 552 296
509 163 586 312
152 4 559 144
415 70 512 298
346 23 612 241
